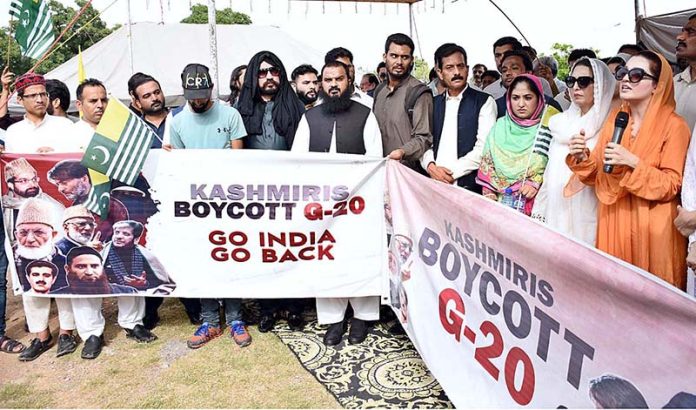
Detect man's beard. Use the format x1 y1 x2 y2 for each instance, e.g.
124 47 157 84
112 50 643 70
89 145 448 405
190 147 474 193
260 79 279 96
142 99 165 115
68 230 93 245
16 187 39 198
297 90 317 105
319 87 353 114
190 100 210 113
16 241 53 260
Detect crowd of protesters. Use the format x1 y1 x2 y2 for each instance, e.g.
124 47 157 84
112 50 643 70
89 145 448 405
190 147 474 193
0 13 694 365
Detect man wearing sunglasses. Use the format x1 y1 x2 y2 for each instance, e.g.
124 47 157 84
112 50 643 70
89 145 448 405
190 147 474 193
237 51 305 151
4 73 76 154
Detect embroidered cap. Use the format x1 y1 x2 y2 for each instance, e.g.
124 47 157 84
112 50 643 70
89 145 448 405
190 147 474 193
15 198 55 229
4 158 37 182
14 73 46 95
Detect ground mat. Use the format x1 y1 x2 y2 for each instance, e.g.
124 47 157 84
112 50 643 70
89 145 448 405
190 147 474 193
270 311 453 408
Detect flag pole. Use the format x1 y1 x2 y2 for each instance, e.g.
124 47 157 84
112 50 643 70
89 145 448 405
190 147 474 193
208 0 220 101
6 15 14 69
127 0 135 74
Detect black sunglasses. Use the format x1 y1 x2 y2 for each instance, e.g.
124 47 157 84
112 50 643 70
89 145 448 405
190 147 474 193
565 76 594 89
614 66 657 83
257 67 280 78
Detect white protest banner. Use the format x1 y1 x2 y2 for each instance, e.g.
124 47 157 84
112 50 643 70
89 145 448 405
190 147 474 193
385 161 696 408
2 151 386 298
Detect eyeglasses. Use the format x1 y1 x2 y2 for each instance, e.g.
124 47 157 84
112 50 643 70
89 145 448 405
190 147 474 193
257 67 281 79
565 76 594 89
16 228 51 239
11 176 38 184
614 66 657 83
20 92 48 100
67 221 96 229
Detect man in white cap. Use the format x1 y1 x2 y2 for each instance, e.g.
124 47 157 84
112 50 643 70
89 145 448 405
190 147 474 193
13 198 77 361
2 158 64 243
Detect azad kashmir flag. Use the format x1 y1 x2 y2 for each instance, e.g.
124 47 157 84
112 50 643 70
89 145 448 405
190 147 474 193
81 98 154 186
9 0 55 59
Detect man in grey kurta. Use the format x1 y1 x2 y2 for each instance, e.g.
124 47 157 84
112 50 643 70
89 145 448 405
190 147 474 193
373 33 433 172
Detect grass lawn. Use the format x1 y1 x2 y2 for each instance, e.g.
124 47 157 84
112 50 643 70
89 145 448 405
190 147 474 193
0 294 339 408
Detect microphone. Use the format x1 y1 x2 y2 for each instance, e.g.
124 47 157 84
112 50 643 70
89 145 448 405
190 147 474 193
603 111 630 173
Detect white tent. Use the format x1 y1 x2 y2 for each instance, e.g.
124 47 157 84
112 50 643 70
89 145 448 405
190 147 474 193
45 22 325 105
637 8 696 64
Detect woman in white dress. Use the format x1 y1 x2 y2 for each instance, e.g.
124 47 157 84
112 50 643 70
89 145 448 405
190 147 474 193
532 58 616 245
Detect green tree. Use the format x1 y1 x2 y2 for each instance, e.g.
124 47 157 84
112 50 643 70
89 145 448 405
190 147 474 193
543 42 601 81
412 57 429 82
0 0 117 75
181 5 252 24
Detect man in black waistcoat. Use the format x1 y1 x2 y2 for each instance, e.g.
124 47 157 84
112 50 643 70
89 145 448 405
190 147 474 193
292 61 382 346
420 43 497 193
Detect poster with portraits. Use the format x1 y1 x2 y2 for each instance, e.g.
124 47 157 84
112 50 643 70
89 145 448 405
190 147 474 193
2 150 387 299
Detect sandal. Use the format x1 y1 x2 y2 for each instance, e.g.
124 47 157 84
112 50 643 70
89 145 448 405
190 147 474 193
0 335 26 354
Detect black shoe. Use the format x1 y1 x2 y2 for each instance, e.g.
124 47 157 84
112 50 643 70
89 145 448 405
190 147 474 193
125 324 157 343
348 318 368 344
187 312 202 326
287 314 304 331
258 315 276 333
18 335 53 362
81 335 103 360
323 321 346 346
56 334 78 357
143 314 160 330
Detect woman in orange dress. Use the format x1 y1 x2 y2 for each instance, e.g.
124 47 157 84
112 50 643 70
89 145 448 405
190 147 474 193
567 50 691 290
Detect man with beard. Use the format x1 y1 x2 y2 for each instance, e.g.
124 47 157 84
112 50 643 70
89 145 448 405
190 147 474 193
65 247 137 296
45 79 78 122
325 47 373 108
3 158 65 243
292 61 382 346
237 51 305 333
237 50 305 151
170 63 246 149
291 64 319 110
47 160 93 205
72 79 108 150
13 199 77 361
55 206 102 256
373 33 433 171
4 73 78 153
420 43 497 193
360 73 379 97
102 220 175 294
674 13 696 132
168 63 251 349
129 73 168 148
470 64 487 89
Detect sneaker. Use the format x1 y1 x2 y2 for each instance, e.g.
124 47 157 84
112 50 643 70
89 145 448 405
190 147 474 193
230 321 252 347
187 323 222 349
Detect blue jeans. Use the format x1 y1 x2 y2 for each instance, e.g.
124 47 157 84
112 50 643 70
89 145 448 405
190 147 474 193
200 298 242 328
0 223 8 337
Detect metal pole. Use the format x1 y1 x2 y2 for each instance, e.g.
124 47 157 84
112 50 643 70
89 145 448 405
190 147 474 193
208 0 220 100
409 3 413 38
127 0 134 74
634 0 641 43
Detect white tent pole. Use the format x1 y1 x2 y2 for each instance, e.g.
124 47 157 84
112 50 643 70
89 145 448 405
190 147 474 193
127 0 135 74
208 0 220 100
409 2 413 38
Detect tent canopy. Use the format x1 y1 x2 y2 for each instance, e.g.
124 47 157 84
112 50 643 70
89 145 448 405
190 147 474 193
637 8 696 64
44 22 325 105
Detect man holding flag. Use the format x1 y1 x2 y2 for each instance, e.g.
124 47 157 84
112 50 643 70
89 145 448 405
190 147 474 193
69 79 158 359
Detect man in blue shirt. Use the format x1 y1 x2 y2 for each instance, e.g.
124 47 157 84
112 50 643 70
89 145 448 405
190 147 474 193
169 63 251 350
128 73 168 149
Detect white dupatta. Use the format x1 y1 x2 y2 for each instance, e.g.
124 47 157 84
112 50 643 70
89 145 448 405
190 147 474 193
531 58 616 245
